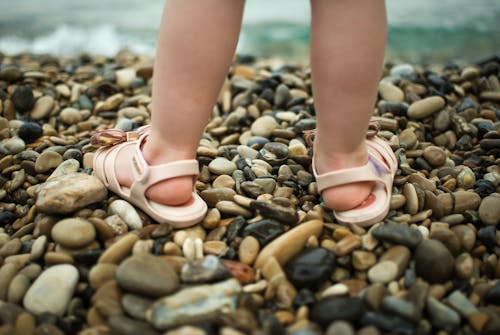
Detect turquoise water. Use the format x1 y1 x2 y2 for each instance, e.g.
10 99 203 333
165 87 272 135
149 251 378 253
0 0 498 62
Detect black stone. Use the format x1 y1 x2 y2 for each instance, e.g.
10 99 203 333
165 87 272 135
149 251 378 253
225 216 246 240
0 211 17 226
73 249 103 265
456 97 479 112
474 179 496 197
372 223 423 249
478 225 497 249
250 200 299 225
310 296 365 327
414 239 454 283
12 84 35 112
57 316 84 335
476 121 494 139
378 102 408 116
18 122 43 143
108 315 159 335
361 312 416 335
242 219 284 246
285 248 335 290
456 134 473 151
293 288 316 308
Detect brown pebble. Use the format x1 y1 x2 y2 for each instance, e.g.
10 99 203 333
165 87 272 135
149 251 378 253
352 251 377 271
89 264 118 289
238 236 260 265
44 252 73 265
98 233 139 264
364 284 387 310
14 312 36 335
468 311 489 332
334 234 361 256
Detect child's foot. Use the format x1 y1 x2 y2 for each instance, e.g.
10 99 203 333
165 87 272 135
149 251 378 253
314 143 373 211
113 138 194 206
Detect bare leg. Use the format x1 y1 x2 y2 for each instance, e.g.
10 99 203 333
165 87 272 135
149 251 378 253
115 0 245 205
310 0 387 210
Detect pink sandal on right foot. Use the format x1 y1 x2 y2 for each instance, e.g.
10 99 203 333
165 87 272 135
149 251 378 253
91 126 207 228
306 120 397 227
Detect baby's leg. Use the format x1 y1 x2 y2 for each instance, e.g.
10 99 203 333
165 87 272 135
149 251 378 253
115 0 245 205
309 0 387 210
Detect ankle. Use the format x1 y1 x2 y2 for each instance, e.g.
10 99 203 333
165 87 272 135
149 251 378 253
142 135 195 166
314 142 368 174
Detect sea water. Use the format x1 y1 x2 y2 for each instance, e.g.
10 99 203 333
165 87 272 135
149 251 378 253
0 0 498 62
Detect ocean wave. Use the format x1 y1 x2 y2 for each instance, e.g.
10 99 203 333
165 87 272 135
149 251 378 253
0 25 155 56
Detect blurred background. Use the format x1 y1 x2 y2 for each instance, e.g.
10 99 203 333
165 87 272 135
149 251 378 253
0 0 498 63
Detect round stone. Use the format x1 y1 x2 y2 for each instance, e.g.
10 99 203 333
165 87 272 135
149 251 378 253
116 253 180 297
23 264 79 316
0 137 25 155
30 95 55 120
478 194 500 225
423 146 447 167
285 248 336 289
378 81 405 102
18 122 43 143
367 261 398 284
12 85 35 112
415 239 454 283
407 96 445 119
35 151 63 173
238 236 260 265
250 115 278 138
59 108 82 125
51 218 96 249
208 158 237 175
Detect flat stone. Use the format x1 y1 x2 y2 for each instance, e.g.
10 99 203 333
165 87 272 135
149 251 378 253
200 188 236 207
450 225 476 251
414 239 454 283
0 137 25 155
251 115 278 138
446 290 478 317
88 263 118 289
51 218 96 249
109 199 143 230
242 219 285 246
250 200 298 224
379 82 405 102
108 315 158 335
311 297 365 327
352 251 377 271
98 233 139 264
216 201 252 218
7 273 30 304
371 223 422 249
147 278 241 330
426 296 460 332
0 238 22 257
181 255 231 284
116 253 179 298
381 296 417 322
379 245 411 277
454 252 474 280
255 220 323 268
35 151 63 173
59 107 82 125
238 236 260 265
368 261 398 284
122 294 154 321
23 264 79 316
0 263 18 301
36 173 107 214
30 95 54 120
422 146 446 167
407 96 445 119
208 157 237 175
47 158 80 180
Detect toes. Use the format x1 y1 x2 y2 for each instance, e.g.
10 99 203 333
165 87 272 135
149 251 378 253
145 176 193 206
322 181 373 211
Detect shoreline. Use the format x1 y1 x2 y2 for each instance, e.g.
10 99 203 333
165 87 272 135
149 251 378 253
0 51 499 334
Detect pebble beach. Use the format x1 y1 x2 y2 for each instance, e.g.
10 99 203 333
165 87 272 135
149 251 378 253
0 50 499 335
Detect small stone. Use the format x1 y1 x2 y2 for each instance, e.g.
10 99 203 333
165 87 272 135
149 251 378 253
30 96 55 120
468 312 490 333
426 296 460 332
326 321 355 335
238 236 260 265
285 248 335 289
115 68 137 88
116 253 179 297
371 223 422 249
109 199 143 230
255 220 323 268
0 238 22 257
216 201 252 218
485 281 500 305
368 261 398 284
0 137 25 155
147 278 241 330
250 200 298 224
378 82 404 102
18 122 43 143
414 239 454 283
36 173 107 214
352 251 377 271
242 219 284 246
423 146 446 167
398 128 417 149
478 194 500 225
200 188 236 207
363 284 388 311
51 218 96 249
98 233 139 264
89 263 118 289
208 158 237 175
35 151 63 173
407 96 445 119
457 167 476 189
14 312 36 335
446 290 478 317
122 294 154 321
379 245 411 277
23 264 79 316
12 85 35 113
0 263 18 301
450 225 476 251
7 273 30 304
381 296 417 322
251 115 278 138
181 255 231 284
59 107 82 125
310 297 365 327
47 158 80 180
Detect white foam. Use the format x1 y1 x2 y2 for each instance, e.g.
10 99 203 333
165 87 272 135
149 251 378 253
0 25 155 56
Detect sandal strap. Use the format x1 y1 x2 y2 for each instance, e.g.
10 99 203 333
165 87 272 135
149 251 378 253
314 158 385 193
129 134 199 199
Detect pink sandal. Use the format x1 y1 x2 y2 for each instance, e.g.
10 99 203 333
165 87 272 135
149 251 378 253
305 120 397 227
91 126 207 228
